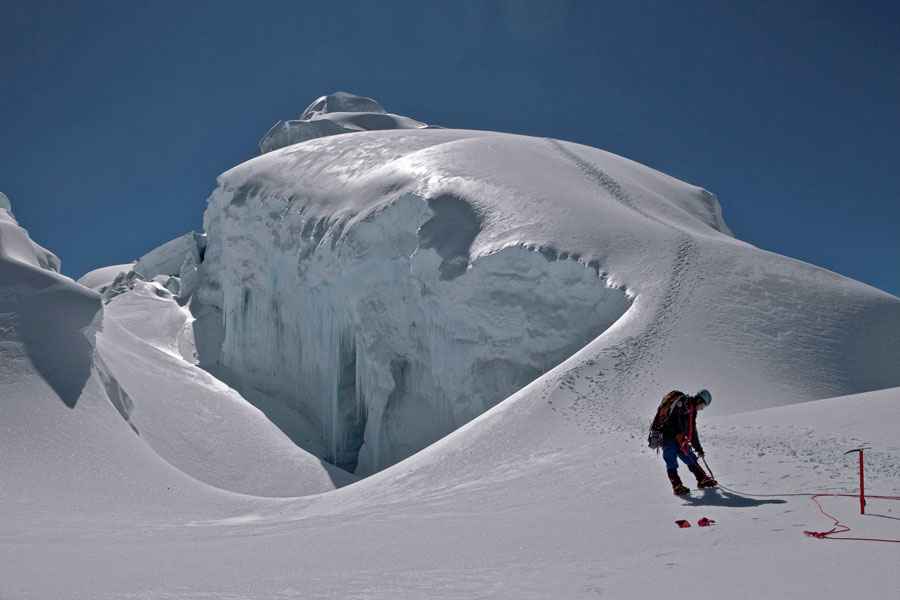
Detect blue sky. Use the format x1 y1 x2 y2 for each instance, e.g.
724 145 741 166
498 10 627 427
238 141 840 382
1 1 898 296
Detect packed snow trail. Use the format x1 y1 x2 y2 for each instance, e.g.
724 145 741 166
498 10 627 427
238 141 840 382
545 138 662 223
544 138 702 434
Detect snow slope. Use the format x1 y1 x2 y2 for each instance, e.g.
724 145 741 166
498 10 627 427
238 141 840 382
1 95 899 599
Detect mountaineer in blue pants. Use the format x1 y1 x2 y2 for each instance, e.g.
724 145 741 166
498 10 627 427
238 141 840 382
648 389 718 495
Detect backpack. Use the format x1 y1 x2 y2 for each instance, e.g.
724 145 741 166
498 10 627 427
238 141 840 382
647 390 685 450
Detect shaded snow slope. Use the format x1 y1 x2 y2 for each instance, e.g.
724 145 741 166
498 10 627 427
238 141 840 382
0 195 354 506
0 199 93 408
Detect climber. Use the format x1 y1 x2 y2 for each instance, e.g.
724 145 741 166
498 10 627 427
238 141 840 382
648 389 717 496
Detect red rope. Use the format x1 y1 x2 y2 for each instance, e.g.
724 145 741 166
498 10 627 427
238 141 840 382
673 408 898 542
716 484 900 543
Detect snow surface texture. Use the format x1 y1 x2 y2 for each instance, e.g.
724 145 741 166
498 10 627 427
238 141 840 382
259 91 433 154
2 93 900 599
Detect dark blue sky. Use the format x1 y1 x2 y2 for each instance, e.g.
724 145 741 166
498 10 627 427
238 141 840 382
2 1 898 296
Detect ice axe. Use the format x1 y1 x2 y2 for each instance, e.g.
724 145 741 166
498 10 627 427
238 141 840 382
843 447 871 514
682 443 715 479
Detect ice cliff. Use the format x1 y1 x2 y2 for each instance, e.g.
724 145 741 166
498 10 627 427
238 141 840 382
192 95 739 476
200 193 630 474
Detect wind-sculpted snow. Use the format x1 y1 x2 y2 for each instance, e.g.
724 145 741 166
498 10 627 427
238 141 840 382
300 91 388 119
0 196 96 406
259 91 432 154
0 194 62 273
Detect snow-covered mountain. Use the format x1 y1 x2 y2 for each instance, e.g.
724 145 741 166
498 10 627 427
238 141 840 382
196 93 897 477
2 94 898 599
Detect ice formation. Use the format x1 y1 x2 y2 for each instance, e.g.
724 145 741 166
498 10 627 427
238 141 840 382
131 231 206 300
301 91 387 118
259 91 433 154
90 232 208 304
199 188 630 475
77 263 135 291
133 231 206 280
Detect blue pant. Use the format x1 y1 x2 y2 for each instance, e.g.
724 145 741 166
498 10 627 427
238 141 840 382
662 441 698 470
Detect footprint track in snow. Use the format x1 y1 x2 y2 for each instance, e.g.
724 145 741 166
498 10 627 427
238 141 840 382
544 139 702 432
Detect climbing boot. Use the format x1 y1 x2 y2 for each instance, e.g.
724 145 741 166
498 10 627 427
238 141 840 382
667 468 690 496
673 483 691 496
688 463 707 483
688 463 717 488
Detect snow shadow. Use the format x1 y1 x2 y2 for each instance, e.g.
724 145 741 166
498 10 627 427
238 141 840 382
417 193 482 280
868 512 900 522
681 488 787 508
1 261 100 408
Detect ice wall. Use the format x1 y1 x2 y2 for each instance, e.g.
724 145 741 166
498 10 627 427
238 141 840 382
200 191 631 476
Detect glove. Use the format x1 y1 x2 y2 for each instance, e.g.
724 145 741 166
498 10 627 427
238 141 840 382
697 450 705 458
